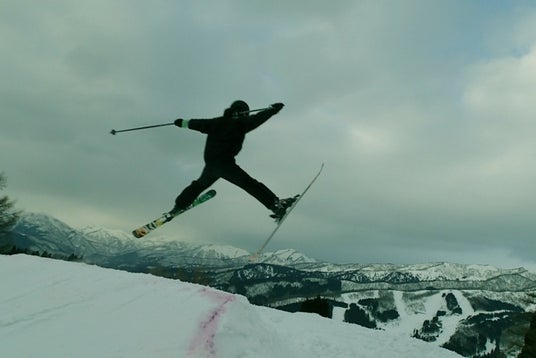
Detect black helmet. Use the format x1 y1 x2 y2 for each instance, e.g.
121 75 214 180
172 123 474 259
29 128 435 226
224 100 249 118
230 100 249 114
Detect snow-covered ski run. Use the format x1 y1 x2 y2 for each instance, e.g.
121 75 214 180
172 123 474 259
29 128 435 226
1 255 460 358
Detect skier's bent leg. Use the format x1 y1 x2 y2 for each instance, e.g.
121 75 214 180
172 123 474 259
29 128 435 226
173 166 218 211
223 164 278 210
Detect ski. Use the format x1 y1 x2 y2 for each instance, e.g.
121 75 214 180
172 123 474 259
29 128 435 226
132 189 216 238
251 163 324 260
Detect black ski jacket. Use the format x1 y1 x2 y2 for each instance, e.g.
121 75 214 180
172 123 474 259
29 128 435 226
187 108 279 163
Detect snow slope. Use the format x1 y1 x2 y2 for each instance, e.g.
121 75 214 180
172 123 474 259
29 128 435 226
0 255 461 358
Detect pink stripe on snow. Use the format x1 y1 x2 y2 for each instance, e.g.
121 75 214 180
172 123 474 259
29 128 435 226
187 288 236 358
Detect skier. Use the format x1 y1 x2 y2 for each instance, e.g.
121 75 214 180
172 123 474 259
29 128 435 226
171 100 297 221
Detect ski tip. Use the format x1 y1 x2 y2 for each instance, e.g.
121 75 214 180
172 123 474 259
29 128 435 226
132 228 148 238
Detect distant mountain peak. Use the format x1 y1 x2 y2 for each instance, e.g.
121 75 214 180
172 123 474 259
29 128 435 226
259 248 318 265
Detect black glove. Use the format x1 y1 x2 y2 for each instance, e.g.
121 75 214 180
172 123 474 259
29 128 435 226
174 118 184 127
271 103 284 113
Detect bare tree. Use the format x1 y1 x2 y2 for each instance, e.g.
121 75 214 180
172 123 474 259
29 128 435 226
0 173 20 235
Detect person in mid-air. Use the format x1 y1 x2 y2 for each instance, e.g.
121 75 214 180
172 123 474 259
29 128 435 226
172 100 296 221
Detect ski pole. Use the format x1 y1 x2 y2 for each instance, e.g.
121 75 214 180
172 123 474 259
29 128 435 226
241 107 272 113
110 107 272 135
240 106 272 115
110 122 175 135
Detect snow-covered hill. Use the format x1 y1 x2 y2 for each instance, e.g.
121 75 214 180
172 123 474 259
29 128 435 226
4 212 535 357
0 255 461 358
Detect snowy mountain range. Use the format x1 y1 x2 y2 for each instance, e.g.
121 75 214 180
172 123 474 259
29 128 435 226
3 212 536 357
6 212 315 268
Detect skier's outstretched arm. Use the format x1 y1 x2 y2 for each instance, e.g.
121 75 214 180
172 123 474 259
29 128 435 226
243 103 284 132
174 118 214 134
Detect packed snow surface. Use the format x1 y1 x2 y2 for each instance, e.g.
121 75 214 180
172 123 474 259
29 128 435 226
0 255 460 357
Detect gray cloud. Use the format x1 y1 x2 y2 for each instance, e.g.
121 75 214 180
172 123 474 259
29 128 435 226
1 1 535 269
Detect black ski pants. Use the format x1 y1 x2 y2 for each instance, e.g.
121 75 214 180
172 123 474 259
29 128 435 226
174 161 277 211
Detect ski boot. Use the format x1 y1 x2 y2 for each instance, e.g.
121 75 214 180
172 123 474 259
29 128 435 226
167 204 186 220
270 195 299 222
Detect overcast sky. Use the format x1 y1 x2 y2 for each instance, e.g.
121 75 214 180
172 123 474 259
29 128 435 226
2 1 536 269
